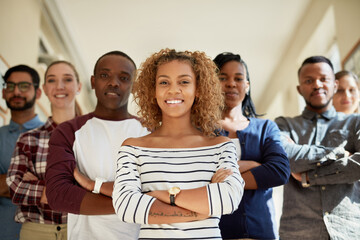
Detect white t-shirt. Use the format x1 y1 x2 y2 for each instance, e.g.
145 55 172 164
67 116 148 240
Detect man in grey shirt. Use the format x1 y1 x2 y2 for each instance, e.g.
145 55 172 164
275 56 360 240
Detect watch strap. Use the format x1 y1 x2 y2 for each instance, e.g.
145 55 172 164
170 194 176 206
92 177 107 194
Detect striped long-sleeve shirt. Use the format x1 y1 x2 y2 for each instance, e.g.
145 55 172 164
112 141 244 240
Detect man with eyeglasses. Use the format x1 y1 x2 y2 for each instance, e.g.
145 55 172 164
1 65 43 240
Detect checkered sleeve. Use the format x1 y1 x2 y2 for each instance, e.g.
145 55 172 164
6 131 45 206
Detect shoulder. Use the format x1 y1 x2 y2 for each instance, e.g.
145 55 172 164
18 127 44 142
249 118 280 136
211 135 231 145
123 118 149 132
56 113 93 132
0 124 10 134
274 115 302 130
122 135 149 147
200 136 233 150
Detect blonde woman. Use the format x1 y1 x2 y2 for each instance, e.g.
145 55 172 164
7 61 81 240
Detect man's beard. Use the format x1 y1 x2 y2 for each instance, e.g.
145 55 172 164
305 96 333 110
6 94 37 111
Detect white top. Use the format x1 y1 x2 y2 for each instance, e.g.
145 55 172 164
113 141 244 239
231 138 241 159
68 118 149 240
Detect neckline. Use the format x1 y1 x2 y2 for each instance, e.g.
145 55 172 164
123 141 232 151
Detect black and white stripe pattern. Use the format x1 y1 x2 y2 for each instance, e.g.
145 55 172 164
113 141 244 239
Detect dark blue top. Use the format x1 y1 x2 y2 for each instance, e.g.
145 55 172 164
219 118 290 239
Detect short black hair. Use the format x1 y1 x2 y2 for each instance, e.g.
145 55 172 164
3 64 40 89
213 52 261 118
298 56 334 76
93 51 137 75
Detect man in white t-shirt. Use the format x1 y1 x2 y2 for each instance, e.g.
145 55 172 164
45 51 148 240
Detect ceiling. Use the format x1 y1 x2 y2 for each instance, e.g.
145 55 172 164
52 0 311 107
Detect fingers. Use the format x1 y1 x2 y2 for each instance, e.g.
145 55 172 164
23 171 39 181
211 168 233 183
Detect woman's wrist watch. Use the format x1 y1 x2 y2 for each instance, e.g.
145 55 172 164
168 187 181 206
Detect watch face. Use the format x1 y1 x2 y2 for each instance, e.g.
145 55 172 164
169 187 180 195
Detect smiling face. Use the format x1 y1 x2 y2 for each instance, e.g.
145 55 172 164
333 74 359 114
155 60 197 120
91 54 135 116
219 61 249 110
43 63 81 110
297 62 337 113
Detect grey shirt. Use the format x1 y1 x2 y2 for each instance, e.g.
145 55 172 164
275 107 360 240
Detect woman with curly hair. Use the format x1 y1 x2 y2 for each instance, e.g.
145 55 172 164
213 52 290 239
112 49 244 239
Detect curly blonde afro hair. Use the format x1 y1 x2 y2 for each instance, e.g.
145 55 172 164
133 48 224 136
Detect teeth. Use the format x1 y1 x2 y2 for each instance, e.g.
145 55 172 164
166 100 182 104
106 92 117 96
55 95 66 98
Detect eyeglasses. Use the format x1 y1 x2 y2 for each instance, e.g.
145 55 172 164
3 82 38 93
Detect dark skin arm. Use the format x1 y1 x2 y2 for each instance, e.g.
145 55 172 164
74 167 113 197
238 160 261 189
73 167 115 214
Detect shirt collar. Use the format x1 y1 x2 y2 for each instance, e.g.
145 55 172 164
44 117 57 132
8 115 43 132
301 106 337 121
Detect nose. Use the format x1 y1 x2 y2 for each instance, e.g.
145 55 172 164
169 83 181 93
56 80 65 89
225 78 236 88
344 90 352 98
313 79 323 88
13 85 22 95
107 76 120 87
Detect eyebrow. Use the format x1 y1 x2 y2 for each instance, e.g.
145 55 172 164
219 72 244 76
46 73 74 78
99 68 131 76
157 74 193 78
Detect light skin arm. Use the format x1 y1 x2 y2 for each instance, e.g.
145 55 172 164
148 199 208 224
147 187 209 215
0 174 10 198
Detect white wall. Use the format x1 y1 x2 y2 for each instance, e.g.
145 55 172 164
261 0 360 120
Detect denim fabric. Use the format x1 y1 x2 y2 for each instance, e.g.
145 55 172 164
275 107 360 240
0 116 43 240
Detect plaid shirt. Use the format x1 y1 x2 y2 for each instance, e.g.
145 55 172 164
6 117 67 224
